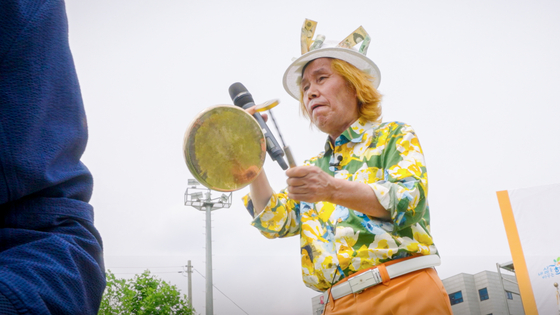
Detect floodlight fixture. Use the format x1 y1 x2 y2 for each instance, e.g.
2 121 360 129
220 194 229 203
191 192 203 200
183 179 233 315
188 179 201 188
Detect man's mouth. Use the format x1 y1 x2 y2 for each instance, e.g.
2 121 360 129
310 102 326 113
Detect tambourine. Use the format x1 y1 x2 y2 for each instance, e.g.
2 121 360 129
183 105 266 192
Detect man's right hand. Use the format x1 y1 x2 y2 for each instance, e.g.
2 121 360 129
244 105 268 122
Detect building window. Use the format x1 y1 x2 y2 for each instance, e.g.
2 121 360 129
449 291 463 305
506 291 513 300
479 287 489 301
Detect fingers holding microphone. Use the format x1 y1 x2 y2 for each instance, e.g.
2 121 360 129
245 105 268 122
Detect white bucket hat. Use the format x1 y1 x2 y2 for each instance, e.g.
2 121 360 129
282 34 381 100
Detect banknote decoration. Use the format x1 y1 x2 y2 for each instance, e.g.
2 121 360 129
301 19 317 54
298 20 371 56
309 34 325 51
359 35 371 55
337 26 369 51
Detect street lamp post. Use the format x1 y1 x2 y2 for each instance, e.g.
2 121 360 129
184 179 232 315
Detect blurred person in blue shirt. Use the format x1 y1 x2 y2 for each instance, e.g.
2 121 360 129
0 0 105 313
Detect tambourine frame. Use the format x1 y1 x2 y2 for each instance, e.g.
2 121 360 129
183 105 266 192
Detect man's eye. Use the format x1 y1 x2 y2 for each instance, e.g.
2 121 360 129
302 85 309 91
318 76 327 82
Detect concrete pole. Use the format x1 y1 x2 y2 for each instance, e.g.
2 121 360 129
187 260 193 309
205 193 214 315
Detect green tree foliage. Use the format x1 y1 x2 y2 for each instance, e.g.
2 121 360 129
99 270 195 315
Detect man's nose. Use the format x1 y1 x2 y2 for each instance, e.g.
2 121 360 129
307 84 319 99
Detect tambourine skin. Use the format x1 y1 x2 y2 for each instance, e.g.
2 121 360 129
183 105 266 192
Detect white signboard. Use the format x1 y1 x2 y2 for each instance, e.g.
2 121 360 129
497 183 560 315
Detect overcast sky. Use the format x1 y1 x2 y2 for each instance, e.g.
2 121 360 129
65 1 560 314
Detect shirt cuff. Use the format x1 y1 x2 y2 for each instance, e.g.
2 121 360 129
243 192 274 219
368 181 394 213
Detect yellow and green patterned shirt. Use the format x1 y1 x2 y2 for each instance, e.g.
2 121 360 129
243 119 438 292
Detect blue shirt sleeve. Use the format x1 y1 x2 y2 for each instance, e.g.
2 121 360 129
0 0 106 314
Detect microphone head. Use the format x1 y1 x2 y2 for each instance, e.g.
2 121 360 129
229 82 255 108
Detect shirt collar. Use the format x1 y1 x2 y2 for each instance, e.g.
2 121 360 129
324 118 375 153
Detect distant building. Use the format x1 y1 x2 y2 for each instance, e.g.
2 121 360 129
442 265 524 315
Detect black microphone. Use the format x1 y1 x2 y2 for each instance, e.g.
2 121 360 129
229 82 288 170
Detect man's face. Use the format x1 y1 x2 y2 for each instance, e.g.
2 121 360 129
301 58 359 139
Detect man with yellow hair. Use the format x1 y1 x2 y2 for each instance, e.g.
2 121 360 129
244 26 452 314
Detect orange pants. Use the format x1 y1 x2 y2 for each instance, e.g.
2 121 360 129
323 261 453 315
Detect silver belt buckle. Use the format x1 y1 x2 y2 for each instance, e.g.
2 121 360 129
348 268 382 294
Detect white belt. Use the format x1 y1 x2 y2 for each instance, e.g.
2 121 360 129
324 255 441 301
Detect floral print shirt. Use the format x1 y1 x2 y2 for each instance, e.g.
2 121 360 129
243 119 438 292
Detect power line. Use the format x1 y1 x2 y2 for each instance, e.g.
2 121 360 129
110 271 183 275
192 268 249 315
107 266 183 269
